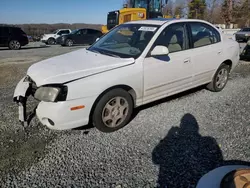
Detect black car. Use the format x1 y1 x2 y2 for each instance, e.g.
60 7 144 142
235 27 250 42
240 41 250 61
57 28 102 46
0 25 29 50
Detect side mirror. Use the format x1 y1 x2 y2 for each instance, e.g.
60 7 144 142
96 38 100 42
151 45 169 56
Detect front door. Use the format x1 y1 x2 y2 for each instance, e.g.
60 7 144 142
74 29 86 44
143 23 193 104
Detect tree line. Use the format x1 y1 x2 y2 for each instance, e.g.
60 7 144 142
164 0 249 28
126 0 249 28
2 0 249 37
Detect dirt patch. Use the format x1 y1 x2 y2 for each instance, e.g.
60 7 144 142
0 122 57 177
0 56 42 66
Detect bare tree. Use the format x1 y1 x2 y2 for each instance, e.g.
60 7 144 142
221 0 233 27
163 0 174 16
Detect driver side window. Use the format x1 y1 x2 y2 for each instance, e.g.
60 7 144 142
81 29 87 35
153 23 187 53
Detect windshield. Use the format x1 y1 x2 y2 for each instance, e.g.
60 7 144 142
241 28 250 32
132 0 161 12
133 0 147 8
88 24 159 58
53 29 59 34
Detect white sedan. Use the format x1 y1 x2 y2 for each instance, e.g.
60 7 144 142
13 19 240 132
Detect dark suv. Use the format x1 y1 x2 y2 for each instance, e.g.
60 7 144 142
0 25 29 50
56 28 102 46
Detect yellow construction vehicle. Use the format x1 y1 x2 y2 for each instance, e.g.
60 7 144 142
102 0 169 34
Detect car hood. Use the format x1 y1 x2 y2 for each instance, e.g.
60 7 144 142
27 48 135 87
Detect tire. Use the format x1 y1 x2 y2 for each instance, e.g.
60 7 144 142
47 38 56 45
206 63 230 92
92 88 133 133
8 40 21 50
65 39 73 47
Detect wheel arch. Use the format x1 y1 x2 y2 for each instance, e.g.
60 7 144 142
222 59 233 72
88 85 137 123
48 37 56 41
66 37 74 43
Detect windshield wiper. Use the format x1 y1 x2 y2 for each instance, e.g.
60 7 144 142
89 49 101 54
100 51 120 58
88 49 120 58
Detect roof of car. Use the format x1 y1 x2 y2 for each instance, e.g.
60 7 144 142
125 18 207 26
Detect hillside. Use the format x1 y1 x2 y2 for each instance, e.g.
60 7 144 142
0 23 103 37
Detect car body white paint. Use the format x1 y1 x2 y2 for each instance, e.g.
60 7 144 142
41 29 71 43
14 19 240 130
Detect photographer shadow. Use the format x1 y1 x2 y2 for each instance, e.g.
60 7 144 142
152 113 250 188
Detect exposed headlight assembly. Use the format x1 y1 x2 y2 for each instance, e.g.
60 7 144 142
34 85 67 102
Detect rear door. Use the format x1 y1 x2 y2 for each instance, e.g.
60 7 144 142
187 22 223 86
84 29 95 44
56 30 70 39
86 29 101 44
0 27 9 46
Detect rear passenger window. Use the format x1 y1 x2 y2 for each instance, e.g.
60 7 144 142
11 27 25 34
60 30 70 34
242 28 250 32
153 23 187 53
87 29 95 34
190 23 221 48
0 27 9 36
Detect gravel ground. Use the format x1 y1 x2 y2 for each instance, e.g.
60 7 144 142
0 42 86 65
0 43 250 188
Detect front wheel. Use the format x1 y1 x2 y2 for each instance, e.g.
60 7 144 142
207 63 230 92
92 89 133 133
66 39 73 47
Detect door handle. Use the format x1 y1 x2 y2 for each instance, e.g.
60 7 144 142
184 59 190 63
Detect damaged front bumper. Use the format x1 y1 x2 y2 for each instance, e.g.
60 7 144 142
13 76 34 127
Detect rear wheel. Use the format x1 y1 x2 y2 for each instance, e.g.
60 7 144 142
207 63 230 92
9 40 21 50
47 38 56 45
92 89 133 133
